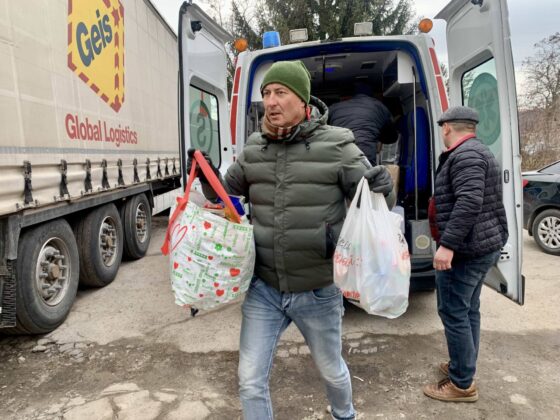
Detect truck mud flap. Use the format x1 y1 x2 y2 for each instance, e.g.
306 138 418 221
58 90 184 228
0 261 16 328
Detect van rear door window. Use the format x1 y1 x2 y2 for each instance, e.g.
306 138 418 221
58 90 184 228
189 85 221 166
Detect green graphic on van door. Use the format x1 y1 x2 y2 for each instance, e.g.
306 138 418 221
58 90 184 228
190 100 213 148
468 73 501 145
189 86 221 165
462 59 501 161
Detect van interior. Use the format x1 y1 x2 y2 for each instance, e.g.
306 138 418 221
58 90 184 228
245 47 436 286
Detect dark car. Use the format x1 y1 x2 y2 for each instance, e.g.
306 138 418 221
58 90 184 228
523 160 560 255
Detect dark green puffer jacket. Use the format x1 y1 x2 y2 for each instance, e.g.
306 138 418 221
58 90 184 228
213 97 370 292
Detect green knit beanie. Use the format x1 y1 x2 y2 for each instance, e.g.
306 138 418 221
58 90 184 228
261 60 311 104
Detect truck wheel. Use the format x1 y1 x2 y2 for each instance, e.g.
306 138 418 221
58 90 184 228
12 219 79 334
532 209 560 256
122 193 152 260
75 204 123 287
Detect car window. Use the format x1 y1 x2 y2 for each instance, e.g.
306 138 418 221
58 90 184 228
540 161 560 175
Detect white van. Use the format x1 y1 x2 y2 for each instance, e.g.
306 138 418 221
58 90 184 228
177 0 524 304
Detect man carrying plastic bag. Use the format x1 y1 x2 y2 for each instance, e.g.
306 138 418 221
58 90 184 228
186 61 394 420
333 177 411 318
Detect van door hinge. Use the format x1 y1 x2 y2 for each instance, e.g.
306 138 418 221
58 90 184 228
23 161 33 205
164 158 170 176
117 159 125 186
133 158 140 183
101 159 110 189
156 158 162 178
84 159 93 193
59 160 69 198
145 158 151 180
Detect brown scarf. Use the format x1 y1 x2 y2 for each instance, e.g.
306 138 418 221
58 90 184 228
261 107 310 140
261 114 298 140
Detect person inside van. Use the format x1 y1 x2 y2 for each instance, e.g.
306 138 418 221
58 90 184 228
187 60 394 420
328 81 400 165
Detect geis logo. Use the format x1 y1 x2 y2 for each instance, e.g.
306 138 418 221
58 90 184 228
67 0 125 112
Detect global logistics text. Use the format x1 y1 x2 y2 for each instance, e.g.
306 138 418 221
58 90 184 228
65 114 138 147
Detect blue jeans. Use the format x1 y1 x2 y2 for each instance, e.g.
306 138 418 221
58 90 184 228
239 277 355 420
436 250 501 389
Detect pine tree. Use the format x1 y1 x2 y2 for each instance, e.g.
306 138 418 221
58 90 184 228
254 0 415 43
218 0 415 93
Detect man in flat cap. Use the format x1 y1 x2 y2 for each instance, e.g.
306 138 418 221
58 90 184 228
423 106 508 402
187 60 395 419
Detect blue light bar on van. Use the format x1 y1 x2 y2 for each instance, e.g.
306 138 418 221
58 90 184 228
263 31 281 48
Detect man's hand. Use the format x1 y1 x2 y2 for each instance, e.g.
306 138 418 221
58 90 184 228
433 245 454 271
364 165 393 196
186 148 219 183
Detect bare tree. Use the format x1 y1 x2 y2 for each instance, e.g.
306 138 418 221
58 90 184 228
520 32 560 169
202 0 265 94
522 33 560 110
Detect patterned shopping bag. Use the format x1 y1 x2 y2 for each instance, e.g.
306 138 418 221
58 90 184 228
161 151 255 310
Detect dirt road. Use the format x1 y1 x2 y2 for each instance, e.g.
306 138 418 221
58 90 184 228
1 217 559 419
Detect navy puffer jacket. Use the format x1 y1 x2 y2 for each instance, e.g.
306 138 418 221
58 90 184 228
434 137 508 257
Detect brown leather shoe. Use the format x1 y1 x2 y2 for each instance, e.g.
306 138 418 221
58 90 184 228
439 362 449 376
423 377 479 402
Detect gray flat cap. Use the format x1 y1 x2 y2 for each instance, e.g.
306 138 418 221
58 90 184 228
437 106 479 126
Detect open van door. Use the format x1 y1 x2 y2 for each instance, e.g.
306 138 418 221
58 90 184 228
178 2 233 188
436 0 524 304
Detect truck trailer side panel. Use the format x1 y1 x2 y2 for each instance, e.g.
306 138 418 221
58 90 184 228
0 0 180 333
0 0 179 215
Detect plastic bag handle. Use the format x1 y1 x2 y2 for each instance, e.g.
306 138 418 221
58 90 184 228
161 160 197 255
347 177 389 214
192 150 241 225
161 150 241 255
370 191 389 212
347 177 372 215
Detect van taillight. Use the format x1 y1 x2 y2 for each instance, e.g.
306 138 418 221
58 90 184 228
522 179 529 188
230 66 242 145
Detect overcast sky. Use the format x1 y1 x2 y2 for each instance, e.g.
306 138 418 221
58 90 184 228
152 0 559 80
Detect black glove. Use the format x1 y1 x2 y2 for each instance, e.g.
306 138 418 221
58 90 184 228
364 165 393 196
186 148 219 183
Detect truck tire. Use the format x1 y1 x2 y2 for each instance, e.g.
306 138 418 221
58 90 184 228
75 204 123 287
122 193 152 260
532 209 560 256
12 219 79 334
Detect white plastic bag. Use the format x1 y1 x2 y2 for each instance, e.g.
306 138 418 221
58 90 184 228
334 177 410 318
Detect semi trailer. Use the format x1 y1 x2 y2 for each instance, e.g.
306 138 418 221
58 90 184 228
0 0 181 333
